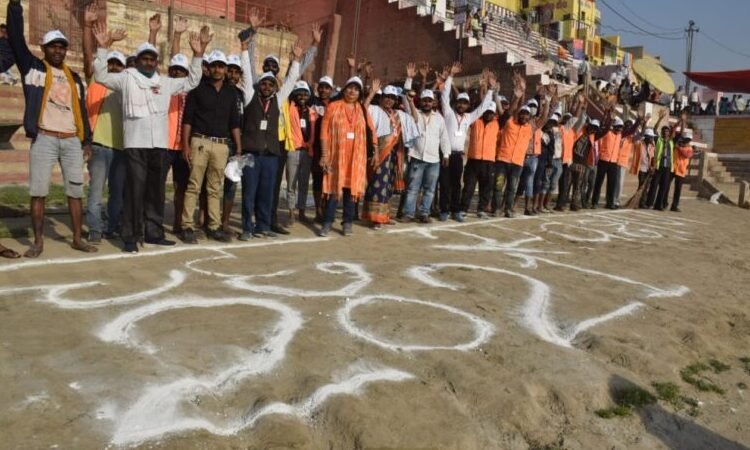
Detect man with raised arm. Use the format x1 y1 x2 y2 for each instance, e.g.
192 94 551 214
92 21 206 253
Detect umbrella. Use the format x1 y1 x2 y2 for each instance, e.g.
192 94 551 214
633 57 675 95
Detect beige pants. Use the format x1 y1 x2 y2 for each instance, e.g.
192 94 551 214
182 136 229 231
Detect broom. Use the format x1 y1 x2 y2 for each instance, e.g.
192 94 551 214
624 173 651 209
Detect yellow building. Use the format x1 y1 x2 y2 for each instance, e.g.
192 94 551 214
484 0 627 65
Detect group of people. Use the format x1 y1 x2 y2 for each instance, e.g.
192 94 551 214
0 0 697 260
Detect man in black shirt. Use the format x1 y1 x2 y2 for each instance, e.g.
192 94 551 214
180 50 242 243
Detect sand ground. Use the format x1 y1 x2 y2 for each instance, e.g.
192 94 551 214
0 197 749 450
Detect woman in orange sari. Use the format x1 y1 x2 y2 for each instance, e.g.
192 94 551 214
319 76 374 237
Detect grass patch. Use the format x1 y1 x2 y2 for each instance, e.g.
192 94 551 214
652 382 681 406
0 184 70 208
708 359 731 373
595 386 656 419
740 357 750 376
680 362 726 394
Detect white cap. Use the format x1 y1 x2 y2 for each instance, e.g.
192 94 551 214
497 95 509 103
644 128 656 137
420 89 435 100
549 113 561 123
105 50 126 66
519 105 531 113
169 54 189 71
227 54 241 68
457 92 470 102
681 129 693 140
345 76 363 89
293 80 311 94
264 54 280 65
319 76 334 87
205 50 228 65
259 71 277 84
484 102 497 113
383 85 399 97
42 30 68 46
589 119 601 127
613 117 625 127
527 98 539 107
135 42 159 58
224 159 243 183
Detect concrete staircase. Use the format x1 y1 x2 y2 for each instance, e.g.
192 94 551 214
689 153 749 207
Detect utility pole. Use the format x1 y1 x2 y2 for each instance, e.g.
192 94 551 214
351 0 362 61
685 20 699 93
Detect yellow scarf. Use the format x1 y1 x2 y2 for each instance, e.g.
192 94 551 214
40 60 85 142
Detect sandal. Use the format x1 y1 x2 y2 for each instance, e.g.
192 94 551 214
0 247 21 259
24 245 43 258
71 241 99 253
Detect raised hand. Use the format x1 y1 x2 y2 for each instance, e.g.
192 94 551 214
174 17 189 34
371 78 382 94
312 23 323 45
363 61 374 77
188 31 202 54
149 13 162 33
199 25 213 52
512 71 526 99
84 2 98 26
418 61 429 79
110 28 127 44
450 61 462 76
487 70 498 90
92 22 110 48
290 40 303 60
406 62 417 79
347 54 356 69
248 7 262 29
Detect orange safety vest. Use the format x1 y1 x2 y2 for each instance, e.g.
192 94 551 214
468 118 500 162
561 126 576 164
598 130 622 163
617 135 634 168
673 144 693 177
497 117 532 166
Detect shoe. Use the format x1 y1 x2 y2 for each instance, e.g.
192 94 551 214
238 231 253 241
87 231 102 244
398 216 414 223
504 210 514 218
258 230 277 238
553 206 564 212
670 207 681 213
181 229 198 244
123 242 138 253
542 207 553 214
570 205 580 212
454 212 466 223
439 212 449 222
208 229 232 243
145 238 176 246
271 224 290 235
591 204 598 209
319 223 332 237
103 231 120 240
418 215 432 224
343 222 353 236
654 207 664 211
477 211 488 219
524 209 533 216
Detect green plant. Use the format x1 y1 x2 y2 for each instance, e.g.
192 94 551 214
652 382 681 406
681 362 725 394
595 405 632 418
740 357 750 376
595 386 656 419
708 359 731 373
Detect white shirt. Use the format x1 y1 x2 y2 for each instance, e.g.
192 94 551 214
441 76 493 152
368 105 419 145
542 127 563 159
93 48 202 149
239 50 299 109
409 110 451 163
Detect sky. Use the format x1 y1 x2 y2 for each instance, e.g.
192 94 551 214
598 0 750 87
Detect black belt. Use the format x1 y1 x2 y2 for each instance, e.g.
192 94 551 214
192 133 229 144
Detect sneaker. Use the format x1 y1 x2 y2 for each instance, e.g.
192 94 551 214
87 231 102 244
271 224 290 235
123 242 138 253
418 215 432 224
439 212 449 222
181 229 198 244
319 223 332 237
103 231 120 240
453 212 466 223
553 206 564 212
145 238 176 246
570 205 580 212
670 207 681 213
238 231 253 241
477 211 488 219
542 207 553 214
259 230 277 238
398 216 414 223
208 229 232 243
343 222 353 236
504 210 514 218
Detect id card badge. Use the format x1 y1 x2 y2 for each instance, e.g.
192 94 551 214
300 119 307 129
346 132 355 140
259 120 268 131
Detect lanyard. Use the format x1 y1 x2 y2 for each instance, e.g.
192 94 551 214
344 103 358 130
260 97 272 118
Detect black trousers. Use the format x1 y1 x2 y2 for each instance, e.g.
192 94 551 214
569 163 587 209
646 167 671 210
122 147 167 244
439 152 464 214
271 146 287 226
581 165 596 207
555 163 570 208
460 159 494 213
591 160 619 207
637 171 649 188
671 174 685 209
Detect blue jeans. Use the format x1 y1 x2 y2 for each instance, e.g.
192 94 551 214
241 153 279 233
520 155 538 197
106 150 127 234
324 188 355 224
496 161 523 212
403 158 440 218
543 158 563 194
86 145 114 233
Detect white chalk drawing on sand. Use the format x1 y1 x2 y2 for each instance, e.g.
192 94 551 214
338 294 495 351
407 263 646 348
